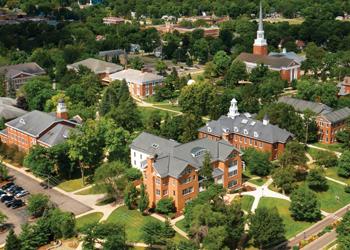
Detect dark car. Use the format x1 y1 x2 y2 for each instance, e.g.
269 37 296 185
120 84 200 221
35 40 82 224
11 199 24 209
11 187 23 195
0 190 6 196
6 185 18 193
1 195 14 203
5 198 15 207
1 182 14 190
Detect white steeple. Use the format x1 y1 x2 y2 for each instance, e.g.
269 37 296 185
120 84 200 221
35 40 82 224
254 1 267 47
228 98 240 119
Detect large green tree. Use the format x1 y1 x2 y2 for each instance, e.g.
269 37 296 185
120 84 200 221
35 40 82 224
5 229 20 250
272 166 297 194
290 187 321 222
279 141 307 167
243 148 272 176
338 151 350 178
337 211 350 249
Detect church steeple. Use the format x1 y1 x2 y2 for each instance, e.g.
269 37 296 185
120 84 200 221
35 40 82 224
253 1 268 56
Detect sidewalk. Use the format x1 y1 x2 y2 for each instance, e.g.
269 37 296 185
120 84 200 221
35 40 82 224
307 144 342 157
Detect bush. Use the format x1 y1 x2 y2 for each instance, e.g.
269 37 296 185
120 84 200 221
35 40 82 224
155 198 175 215
344 185 350 193
125 168 142 181
306 168 328 191
13 151 25 165
5 145 18 161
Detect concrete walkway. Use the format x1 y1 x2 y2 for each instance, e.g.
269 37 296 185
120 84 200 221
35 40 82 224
325 176 347 186
307 144 342 157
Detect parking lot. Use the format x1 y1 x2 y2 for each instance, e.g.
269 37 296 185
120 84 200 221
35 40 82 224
0 167 92 245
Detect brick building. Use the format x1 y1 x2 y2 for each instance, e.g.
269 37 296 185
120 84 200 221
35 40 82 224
103 16 125 25
236 2 301 83
278 96 350 144
130 132 243 212
0 62 46 93
198 98 293 160
0 100 78 151
109 69 163 99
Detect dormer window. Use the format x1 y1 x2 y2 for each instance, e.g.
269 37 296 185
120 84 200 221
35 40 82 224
254 131 259 138
244 129 248 135
19 118 25 125
223 128 230 133
152 143 159 149
207 126 212 132
241 119 248 124
234 127 238 132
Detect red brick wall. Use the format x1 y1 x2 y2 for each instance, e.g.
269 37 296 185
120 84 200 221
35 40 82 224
280 69 291 82
316 117 347 144
2 127 36 152
253 45 268 56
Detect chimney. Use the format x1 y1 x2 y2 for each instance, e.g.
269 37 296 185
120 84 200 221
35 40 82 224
56 99 68 120
263 114 270 125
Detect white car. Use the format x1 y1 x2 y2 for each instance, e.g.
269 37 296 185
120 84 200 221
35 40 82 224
15 190 29 198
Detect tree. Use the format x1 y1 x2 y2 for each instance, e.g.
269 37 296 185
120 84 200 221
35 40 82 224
141 220 167 246
280 141 307 167
272 166 297 194
290 187 321 221
0 161 8 181
27 194 50 218
224 60 247 87
193 38 209 64
249 207 286 249
249 64 269 84
144 110 162 133
303 42 325 77
302 109 318 143
124 183 138 209
94 161 128 202
129 57 144 70
314 150 338 168
202 226 228 250
23 146 55 177
338 151 350 178
178 113 204 143
212 50 231 76
307 168 328 191
177 241 198 250
337 211 350 249
44 92 71 112
199 152 214 188
155 60 167 75
5 229 20 250
138 183 149 214
243 148 272 176
156 198 175 215
0 210 7 228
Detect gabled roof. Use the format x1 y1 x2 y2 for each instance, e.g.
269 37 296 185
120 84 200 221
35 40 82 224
0 104 27 120
67 58 123 74
269 51 306 64
321 107 350 123
38 123 74 147
278 96 333 115
131 133 239 178
237 52 299 69
0 63 45 79
5 110 76 138
109 69 164 85
198 114 293 144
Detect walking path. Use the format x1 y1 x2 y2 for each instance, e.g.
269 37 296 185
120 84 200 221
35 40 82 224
307 144 342 157
325 176 347 186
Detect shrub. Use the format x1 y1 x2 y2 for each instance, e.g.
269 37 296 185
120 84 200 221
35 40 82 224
155 198 175 215
13 151 25 165
344 185 350 193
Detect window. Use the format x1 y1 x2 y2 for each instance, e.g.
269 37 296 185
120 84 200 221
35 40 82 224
249 138 252 145
239 136 242 142
259 142 263 148
183 168 192 175
229 169 238 177
156 178 161 185
134 160 136 165
181 177 192 184
173 191 175 195
134 152 136 157
228 180 237 188
156 189 160 195
172 180 176 186
182 187 193 196
140 154 142 159
254 140 257 146
163 190 168 196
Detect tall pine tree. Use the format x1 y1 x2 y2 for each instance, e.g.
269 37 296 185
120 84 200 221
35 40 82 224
5 229 20 250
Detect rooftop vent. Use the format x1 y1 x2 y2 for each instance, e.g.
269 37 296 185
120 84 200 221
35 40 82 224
250 121 256 126
19 118 25 125
223 128 230 133
244 112 252 118
234 126 238 132
207 126 212 132
241 119 248 124
244 129 248 135
254 131 259 138
152 143 159 149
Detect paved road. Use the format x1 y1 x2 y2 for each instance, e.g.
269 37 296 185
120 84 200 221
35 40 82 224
285 205 350 249
0 168 92 245
303 230 337 250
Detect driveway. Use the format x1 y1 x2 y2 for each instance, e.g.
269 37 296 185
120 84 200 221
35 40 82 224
0 167 92 245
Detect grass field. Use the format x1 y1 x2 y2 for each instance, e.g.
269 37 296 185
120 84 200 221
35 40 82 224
258 198 314 239
153 103 182 113
75 186 104 195
107 206 186 243
301 180 350 213
238 195 255 212
325 167 350 185
175 219 188 233
76 212 103 231
307 147 322 160
311 142 344 153
137 106 178 122
248 178 267 186
57 178 85 192
264 17 304 25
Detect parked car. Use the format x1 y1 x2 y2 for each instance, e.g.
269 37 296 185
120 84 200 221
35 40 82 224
15 190 29 198
0 190 6 196
6 185 18 193
11 199 24 209
1 182 14 190
40 182 48 189
5 198 15 207
11 187 23 195
1 195 13 202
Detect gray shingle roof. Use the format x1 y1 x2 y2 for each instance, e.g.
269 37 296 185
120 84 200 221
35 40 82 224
131 132 240 178
321 107 350 123
109 69 164 85
237 52 299 69
0 104 27 120
67 58 123 74
269 51 306 64
38 123 74 147
0 63 45 79
278 96 333 115
198 114 293 144
5 110 76 138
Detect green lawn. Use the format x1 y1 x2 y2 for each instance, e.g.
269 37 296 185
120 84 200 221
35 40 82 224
153 104 182 113
243 170 259 182
258 198 313 239
75 186 104 195
107 206 186 243
301 180 350 213
175 219 188 233
57 178 85 192
76 212 103 231
307 147 322 160
137 106 178 122
311 142 344 153
238 195 255 212
324 167 350 185
248 178 267 186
